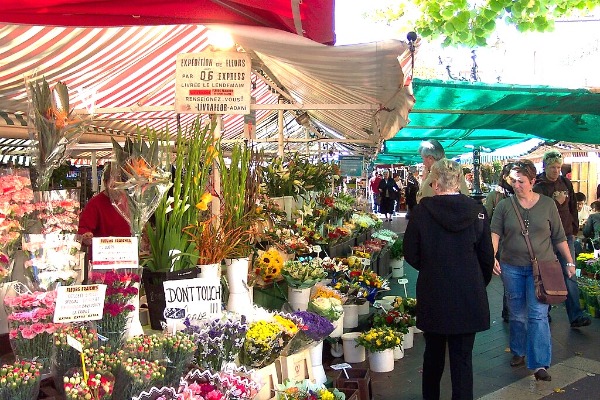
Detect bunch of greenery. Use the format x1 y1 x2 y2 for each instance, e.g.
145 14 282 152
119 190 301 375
389 238 404 260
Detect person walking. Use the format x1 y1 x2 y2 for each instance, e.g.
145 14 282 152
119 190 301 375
405 166 420 219
417 139 470 203
533 150 591 328
404 159 494 400
369 170 382 213
484 162 515 323
491 159 575 381
378 169 399 222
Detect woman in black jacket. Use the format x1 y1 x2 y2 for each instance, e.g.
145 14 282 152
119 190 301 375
404 159 494 400
378 169 399 222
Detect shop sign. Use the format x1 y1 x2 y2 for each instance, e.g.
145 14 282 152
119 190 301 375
339 156 364 177
91 237 139 269
163 278 221 328
54 284 107 323
175 51 251 115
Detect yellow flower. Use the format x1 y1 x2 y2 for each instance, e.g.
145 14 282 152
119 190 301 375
319 389 334 400
195 192 212 211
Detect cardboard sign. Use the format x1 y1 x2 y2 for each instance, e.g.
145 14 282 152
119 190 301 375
54 284 107 323
163 278 222 328
175 51 251 115
91 237 138 269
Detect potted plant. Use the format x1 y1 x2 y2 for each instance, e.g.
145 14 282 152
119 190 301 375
389 238 404 278
355 326 402 372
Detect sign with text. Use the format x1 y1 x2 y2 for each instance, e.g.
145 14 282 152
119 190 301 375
163 278 222 329
175 52 251 115
339 156 364 177
54 284 107 323
91 237 138 269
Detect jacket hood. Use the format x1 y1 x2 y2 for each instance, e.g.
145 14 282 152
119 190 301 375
420 194 483 232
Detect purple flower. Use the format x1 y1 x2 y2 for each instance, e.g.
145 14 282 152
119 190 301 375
292 311 334 341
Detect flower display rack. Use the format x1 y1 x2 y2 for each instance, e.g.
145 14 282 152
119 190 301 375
334 368 372 400
277 348 315 384
255 361 281 400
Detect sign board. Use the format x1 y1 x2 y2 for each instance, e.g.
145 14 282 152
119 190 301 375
91 237 138 269
175 52 251 115
339 156 364 177
163 278 221 329
54 284 107 323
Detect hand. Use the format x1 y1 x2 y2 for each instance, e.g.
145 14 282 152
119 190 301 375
567 265 576 278
493 259 502 276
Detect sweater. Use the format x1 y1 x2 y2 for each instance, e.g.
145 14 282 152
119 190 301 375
404 194 494 334
78 191 131 238
533 174 578 236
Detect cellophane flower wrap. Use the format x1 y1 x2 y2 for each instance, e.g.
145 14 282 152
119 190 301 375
0 360 43 400
274 312 301 356
30 189 80 234
52 324 98 394
281 258 327 289
276 379 346 400
110 134 172 237
181 368 261 400
88 268 140 349
0 168 34 284
83 345 123 377
183 315 248 372
4 289 59 372
133 386 179 400
348 268 388 304
25 75 93 191
21 233 82 291
283 311 334 355
239 319 284 369
113 358 166 400
355 326 402 353
63 370 115 400
308 286 344 322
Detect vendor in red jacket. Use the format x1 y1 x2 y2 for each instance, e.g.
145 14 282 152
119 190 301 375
78 162 131 246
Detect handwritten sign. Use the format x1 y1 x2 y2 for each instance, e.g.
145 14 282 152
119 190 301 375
175 51 251 115
91 237 138 269
163 278 222 329
54 284 107 323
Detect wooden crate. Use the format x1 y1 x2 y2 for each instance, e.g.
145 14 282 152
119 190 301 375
277 348 315 383
334 368 372 400
255 362 281 400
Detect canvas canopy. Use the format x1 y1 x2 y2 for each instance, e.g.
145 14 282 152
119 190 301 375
376 78 600 165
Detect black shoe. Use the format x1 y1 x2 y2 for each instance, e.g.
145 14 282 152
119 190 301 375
548 314 552 323
510 355 525 367
534 368 551 381
571 316 592 328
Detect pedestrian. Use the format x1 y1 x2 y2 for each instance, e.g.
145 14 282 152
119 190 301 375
575 192 592 230
416 139 469 203
394 174 403 214
378 169 399 222
484 162 515 323
491 159 576 381
404 159 494 400
582 201 600 250
405 166 420 219
533 150 591 328
369 170 382 213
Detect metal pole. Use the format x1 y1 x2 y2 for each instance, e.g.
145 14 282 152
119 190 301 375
471 147 485 204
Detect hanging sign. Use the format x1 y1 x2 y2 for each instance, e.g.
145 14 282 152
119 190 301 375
339 156 364 177
53 284 107 323
175 51 251 115
91 237 139 269
163 278 222 329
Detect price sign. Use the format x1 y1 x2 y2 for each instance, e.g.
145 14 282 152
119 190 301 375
54 284 107 323
91 237 138 269
175 52 251 115
163 278 222 329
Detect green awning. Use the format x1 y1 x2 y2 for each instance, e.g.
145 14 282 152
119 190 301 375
377 78 600 164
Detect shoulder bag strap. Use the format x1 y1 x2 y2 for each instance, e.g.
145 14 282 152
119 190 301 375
509 196 537 263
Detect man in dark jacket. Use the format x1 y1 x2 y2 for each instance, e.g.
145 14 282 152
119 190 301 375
405 166 419 219
533 150 591 328
404 159 494 400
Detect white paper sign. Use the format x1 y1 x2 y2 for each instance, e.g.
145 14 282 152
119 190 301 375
175 52 251 115
91 237 138 269
163 278 222 328
54 284 107 323
67 335 83 353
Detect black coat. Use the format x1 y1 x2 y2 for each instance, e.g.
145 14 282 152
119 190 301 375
404 194 494 334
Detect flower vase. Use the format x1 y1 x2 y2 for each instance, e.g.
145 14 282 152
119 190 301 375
287 286 311 311
199 263 221 279
369 349 394 372
341 332 365 363
126 281 144 339
283 195 294 220
342 304 359 328
391 257 405 278
225 258 249 293
309 340 327 385
403 326 415 349
330 313 344 338
393 344 404 360
358 301 370 315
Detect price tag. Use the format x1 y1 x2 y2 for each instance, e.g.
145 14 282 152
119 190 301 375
361 258 371 266
91 237 139 269
330 363 352 370
312 245 322 254
67 335 83 353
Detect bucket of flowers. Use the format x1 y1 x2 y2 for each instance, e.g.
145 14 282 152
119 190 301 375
275 379 346 400
355 327 402 373
0 360 43 400
281 258 327 311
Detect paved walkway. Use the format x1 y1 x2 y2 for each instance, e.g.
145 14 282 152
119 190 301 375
325 212 600 400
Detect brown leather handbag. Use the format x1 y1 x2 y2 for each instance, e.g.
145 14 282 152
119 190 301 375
510 197 567 304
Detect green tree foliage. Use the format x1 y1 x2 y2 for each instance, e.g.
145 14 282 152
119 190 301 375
372 0 599 47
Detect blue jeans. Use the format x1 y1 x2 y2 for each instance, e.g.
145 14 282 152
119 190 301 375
502 262 551 370
555 235 584 323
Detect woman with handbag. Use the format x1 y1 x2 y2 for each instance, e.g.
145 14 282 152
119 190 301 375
490 159 575 382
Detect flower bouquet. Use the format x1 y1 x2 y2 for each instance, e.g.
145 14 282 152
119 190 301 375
253 247 284 286
88 269 140 349
30 189 80 234
331 280 368 305
21 233 82 291
162 331 197 387
372 309 413 335
275 379 345 400
52 324 98 393
281 258 327 290
4 289 58 372
308 288 344 323
63 370 115 400
122 335 164 360
348 269 389 303
25 75 93 191
0 360 43 400
181 368 261 400
239 320 284 369
113 358 166 400
283 311 334 355
274 312 301 356
183 315 248 372
355 327 402 353
83 346 123 377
